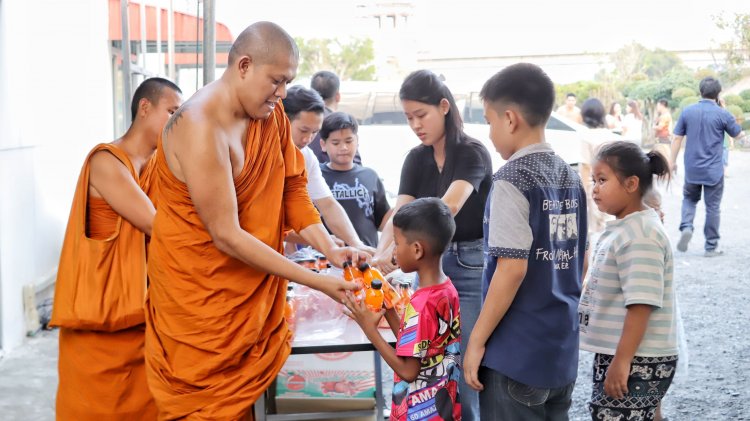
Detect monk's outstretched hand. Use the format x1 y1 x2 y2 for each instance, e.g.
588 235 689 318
325 246 371 269
316 273 361 303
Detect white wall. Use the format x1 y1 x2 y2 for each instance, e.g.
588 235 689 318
0 0 113 351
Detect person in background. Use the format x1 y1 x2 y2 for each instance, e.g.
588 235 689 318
580 98 619 235
282 85 374 254
670 77 746 257
606 102 624 134
622 100 644 145
309 70 363 165
319 111 391 247
652 99 672 160
556 92 583 124
374 69 493 420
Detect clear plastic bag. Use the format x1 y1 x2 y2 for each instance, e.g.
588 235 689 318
290 267 349 344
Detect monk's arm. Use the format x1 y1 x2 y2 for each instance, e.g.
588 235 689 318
313 196 370 250
89 150 155 235
176 122 340 290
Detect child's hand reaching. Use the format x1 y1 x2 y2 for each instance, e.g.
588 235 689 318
342 291 385 334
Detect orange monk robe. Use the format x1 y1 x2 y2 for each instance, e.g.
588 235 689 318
50 144 158 421
145 105 322 420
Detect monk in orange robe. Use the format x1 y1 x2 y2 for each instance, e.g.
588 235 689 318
49 78 182 421
145 22 361 420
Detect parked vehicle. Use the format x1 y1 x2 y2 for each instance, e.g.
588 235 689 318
336 87 596 202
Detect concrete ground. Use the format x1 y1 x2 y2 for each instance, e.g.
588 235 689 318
2 150 749 420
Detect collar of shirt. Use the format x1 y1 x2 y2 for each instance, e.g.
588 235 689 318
605 208 658 228
507 142 554 162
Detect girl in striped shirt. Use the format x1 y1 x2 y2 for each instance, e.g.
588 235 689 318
579 141 677 421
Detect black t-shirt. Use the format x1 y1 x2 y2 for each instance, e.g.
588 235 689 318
398 137 492 242
320 164 391 247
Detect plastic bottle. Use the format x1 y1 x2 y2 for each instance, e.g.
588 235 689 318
359 263 401 309
317 255 330 272
342 261 363 283
365 280 385 312
285 283 296 333
396 281 413 318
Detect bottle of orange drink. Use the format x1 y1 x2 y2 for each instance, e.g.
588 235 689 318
365 280 385 312
359 263 401 309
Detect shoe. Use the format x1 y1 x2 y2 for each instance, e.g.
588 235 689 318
677 229 693 252
704 249 724 257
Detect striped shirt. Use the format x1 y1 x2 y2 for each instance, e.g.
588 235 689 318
579 209 678 357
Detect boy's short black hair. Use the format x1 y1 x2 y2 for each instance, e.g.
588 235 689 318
480 63 555 127
657 98 669 107
699 77 722 100
581 98 606 129
566 93 576 98
393 198 455 256
282 85 325 121
311 70 340 102
320 111 358 141
130 77 182 121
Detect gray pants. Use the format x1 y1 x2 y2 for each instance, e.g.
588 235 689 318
479 367 575 421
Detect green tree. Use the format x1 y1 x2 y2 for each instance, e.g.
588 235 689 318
672 87 699 104
295 37 376 81
608 43 687 85
713 13 750 82
726 104 744 120
641 49 685 79
723 94 745 107
679 96 700 109
740 89 750 101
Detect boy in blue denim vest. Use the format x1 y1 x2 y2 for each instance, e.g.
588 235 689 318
463 63 588 420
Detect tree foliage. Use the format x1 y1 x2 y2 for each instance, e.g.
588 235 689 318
295 37 376 81
713 13 750 83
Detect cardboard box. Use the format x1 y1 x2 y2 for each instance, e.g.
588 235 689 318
277 351 376 399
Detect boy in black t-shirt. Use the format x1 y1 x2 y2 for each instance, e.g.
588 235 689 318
319 112 391 247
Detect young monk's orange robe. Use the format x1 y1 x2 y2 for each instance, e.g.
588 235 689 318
145 105 321 420
50 143 158 421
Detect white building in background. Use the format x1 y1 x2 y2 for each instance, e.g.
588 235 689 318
357 1 418 82
0 0 228 353
0 0 114 352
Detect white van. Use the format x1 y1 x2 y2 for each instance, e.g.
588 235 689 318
336 88 589 200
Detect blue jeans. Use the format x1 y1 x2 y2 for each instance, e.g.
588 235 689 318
443 239 484 421
680 178 724 251
479 367 575 421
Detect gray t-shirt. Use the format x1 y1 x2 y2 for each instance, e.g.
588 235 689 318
320 164 390 247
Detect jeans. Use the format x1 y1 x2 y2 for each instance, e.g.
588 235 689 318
479 367 575 421
443 239 484 421
680 177 724 251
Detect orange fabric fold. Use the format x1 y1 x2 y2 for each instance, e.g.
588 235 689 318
56 326 158 421
145 105 321 420
51 144 157 420
86 197 118 240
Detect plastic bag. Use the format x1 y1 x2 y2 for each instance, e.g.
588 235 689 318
291 267 349 343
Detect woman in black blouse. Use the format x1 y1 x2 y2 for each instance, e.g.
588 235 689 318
374 70 492 421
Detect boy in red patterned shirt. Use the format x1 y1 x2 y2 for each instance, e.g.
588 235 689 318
344 197 462 420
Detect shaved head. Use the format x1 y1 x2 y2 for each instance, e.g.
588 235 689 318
228 21 298 66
